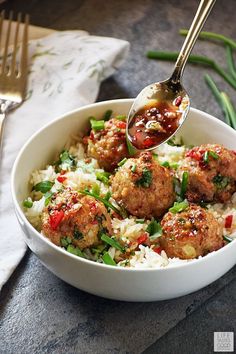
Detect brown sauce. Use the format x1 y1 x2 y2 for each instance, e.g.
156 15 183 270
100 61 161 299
128 96 183 150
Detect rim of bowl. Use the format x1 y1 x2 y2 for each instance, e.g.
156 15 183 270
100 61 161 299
11 98 236 273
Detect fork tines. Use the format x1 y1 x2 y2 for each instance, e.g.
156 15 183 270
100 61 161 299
0 11 29 102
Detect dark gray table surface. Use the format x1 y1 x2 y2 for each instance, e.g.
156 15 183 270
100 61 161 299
1 1 236 353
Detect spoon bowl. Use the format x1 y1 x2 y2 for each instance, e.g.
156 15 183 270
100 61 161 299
127 79 190 151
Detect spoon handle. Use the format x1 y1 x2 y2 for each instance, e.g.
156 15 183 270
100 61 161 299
171 0 216 83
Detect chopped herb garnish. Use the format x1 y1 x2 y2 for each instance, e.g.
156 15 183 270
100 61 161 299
54 149 76 171
126 138 136 156
135 168 152 188
118 157 128 167
101 234 124 252
147 219 162 238
223 235 233 243
180 171 189 199
44 191 53 206
103 109 113 121
67 244 85 258
73 227 83 240
90 118 105 131
116 114 126 121
96 171 111 185
131 164 137 172
102 252 117 266
23 199 33 208
152 153 158 160
169 200 189 213
213 174 230 189
209 150 219 160
178 217 186 224
161 161 170 168
33 180 54 193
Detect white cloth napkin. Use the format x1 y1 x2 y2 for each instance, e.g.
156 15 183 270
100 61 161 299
0 30 129 290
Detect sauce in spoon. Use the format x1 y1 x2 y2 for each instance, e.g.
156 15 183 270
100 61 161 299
128 95 188 150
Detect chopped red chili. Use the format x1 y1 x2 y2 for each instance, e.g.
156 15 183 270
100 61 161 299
49 210 64 230
116 121 126 129
137 233 148 245
225 215 233 228
57 176 67 183
153 246 162 254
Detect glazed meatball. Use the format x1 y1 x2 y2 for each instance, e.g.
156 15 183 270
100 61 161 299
84 118 129 172
160 204 223 259
111 152 175 218
42 189 112 249
180 144 236 203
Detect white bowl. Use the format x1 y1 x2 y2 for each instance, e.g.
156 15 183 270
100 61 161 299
11 99 236 301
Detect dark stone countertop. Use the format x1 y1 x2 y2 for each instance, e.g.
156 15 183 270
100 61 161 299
1 1 236 353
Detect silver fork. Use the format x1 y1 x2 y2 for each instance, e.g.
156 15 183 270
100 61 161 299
0 11 29 152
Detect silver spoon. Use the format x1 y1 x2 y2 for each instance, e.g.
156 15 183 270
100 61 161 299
127 0 216 151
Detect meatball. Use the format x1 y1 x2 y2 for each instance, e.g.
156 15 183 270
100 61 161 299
160 204 223 259
111 152 175 218
42 189 113 249
180 144 236 203
84 118 129 172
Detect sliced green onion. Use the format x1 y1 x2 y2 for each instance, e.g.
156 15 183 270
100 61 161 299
101 234 124 252
33 180 54 193
180 29 236 50
80 189 125 217
180 172 189 199
61 237 72 247
67 244 84 258
116 114 126 121
209 151 219 160
102 252 117 266
203 151 209 164
136 218 145 224
90 118 105 131
103 109 113 121
169 201 189 214
118 157 128 167
147 51 236 90
96 171 111 185
92 183 100 196
223 235 233 243
23 199 33 208
131 164 137 172
104 191 112 201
